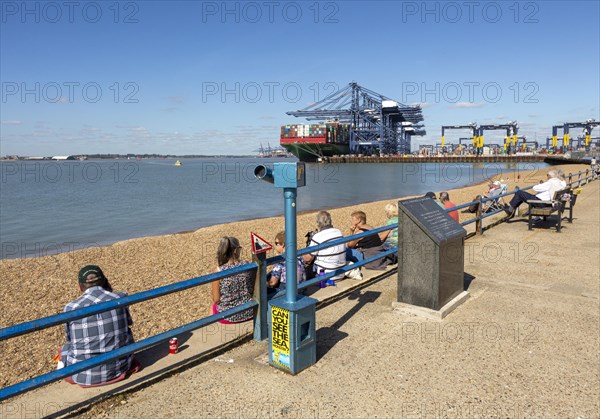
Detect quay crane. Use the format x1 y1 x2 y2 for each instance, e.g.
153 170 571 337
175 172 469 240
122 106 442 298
285 82 425 156
441 123 478 152
477 121 519 155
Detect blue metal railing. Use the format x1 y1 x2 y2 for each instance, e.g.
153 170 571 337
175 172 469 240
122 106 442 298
0 301 256 401
0 224 396 402
0 263 258 341
266 225 397 297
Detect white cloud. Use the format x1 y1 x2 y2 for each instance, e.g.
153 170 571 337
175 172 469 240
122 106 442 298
1 120 22 125
450 102 485 109
410 102 433 109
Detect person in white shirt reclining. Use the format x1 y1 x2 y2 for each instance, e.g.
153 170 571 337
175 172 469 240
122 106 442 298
504 169 567 219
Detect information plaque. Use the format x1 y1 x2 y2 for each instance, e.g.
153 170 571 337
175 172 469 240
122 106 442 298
397 197 467 311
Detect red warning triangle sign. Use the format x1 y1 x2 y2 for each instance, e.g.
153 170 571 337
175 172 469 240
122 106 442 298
250 232 273 254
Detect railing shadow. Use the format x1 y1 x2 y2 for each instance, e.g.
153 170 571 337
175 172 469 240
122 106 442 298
58 332 254 418
136 331 193 369
316 290 380 361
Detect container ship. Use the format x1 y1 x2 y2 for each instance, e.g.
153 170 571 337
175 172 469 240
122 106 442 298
280 122 351 162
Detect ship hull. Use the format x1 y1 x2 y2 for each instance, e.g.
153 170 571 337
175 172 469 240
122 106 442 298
281 142 350 162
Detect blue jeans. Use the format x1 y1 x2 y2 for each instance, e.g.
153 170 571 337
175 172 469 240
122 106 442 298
346 248 364 263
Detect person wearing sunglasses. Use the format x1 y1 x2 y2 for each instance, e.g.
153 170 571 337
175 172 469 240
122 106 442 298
267 231 306 291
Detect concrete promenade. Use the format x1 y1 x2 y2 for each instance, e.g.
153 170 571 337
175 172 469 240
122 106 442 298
2 179 598 418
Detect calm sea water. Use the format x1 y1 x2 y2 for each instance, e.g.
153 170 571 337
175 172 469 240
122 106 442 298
0 158 548 259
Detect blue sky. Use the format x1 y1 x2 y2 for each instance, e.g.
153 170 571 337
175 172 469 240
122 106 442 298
1 0 598 155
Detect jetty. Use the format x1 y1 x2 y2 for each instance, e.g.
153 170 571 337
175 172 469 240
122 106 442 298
322 154 546 164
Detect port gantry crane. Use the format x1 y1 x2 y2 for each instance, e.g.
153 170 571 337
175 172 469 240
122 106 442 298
575 135 600 148
285 82 425 157
516 136 538 151
550 124 564 149
550 119 598 150
563 119 599 149
441 123 478 152
476 121 519 155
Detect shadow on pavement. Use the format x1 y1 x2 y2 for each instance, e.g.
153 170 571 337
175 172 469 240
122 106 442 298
316 290 380 360
137 331 193 369
464 272 476 291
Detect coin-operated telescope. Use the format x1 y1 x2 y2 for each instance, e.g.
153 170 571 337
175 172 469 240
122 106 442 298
254 162 316 375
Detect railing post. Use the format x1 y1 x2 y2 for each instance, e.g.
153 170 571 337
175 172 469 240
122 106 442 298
253 252 268 342
475 195 483 235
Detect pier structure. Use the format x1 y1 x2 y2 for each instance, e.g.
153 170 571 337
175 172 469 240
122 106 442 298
322 154 545 164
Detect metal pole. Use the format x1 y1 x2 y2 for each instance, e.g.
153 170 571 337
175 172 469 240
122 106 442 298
475 195 483 235
253 252 268 341
284 187 298 304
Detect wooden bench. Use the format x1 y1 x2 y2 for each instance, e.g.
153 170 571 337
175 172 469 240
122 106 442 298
526 187 575 232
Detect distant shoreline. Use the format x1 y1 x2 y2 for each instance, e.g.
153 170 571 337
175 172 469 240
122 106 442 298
0 154 259 161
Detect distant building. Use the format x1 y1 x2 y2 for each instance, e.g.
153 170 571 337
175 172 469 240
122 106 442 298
51 155 76 160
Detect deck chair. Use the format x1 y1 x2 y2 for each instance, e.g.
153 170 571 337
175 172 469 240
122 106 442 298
482 183 508 213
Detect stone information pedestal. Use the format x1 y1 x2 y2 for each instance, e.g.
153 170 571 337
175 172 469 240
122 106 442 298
397 197 467 311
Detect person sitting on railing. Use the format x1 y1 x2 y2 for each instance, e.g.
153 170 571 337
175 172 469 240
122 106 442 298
60 265 140 387
268 230 306 291
439 192 460 222
346 210 383 260
347 210 394 270
379 203 398 251
303 210 351 281
211 237 255 323
503 169 567 219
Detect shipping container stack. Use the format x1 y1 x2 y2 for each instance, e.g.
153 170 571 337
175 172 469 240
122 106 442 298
280 123 350 144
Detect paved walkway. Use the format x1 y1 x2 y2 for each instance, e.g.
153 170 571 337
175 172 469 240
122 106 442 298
2 179 599 418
